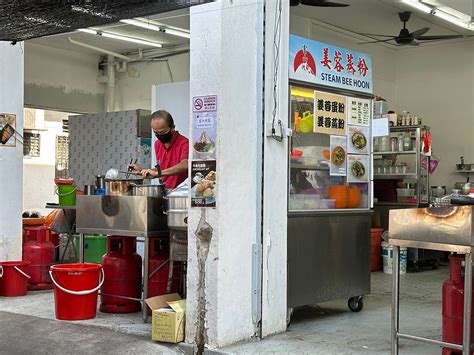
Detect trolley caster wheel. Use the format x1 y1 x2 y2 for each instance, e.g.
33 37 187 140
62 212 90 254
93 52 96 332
348 296 364 312
287 307 293 328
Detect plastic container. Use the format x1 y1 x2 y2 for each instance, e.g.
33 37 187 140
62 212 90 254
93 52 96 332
56 185 77 206
0 261 31 297
289 194 305 210
50 263 103 320
396 188 416 203
382 242 407 274
95 188 106 196
320 199 336 209
371 228 383 271
74 235 107 264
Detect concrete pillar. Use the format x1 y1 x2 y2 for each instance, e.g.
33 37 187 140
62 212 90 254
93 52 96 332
0 42 24 260
261 0 290 337
187 0 264 349
187 0 290 349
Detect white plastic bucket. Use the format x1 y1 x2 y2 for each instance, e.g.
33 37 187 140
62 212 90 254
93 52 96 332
382 242 407 274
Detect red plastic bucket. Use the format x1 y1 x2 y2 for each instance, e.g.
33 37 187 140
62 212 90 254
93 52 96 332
0 261 31 297
50 263 104 320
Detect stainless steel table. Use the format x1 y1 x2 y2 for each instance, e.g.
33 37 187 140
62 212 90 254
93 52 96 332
76 195 169 322
389 206 473 355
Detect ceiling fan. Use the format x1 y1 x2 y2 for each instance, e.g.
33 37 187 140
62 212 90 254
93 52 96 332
290 0 350 7
358 11 465 46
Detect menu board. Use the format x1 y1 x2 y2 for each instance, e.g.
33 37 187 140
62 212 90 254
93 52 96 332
314 91 346 136
347 154 369 183
330 135 347 176
348 97 371 126
191 160 217 208
347 125 370 155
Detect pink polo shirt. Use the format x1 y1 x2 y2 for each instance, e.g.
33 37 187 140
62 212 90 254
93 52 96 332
154 131 189 189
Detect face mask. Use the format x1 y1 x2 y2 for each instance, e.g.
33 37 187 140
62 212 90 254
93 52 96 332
155 131 173 144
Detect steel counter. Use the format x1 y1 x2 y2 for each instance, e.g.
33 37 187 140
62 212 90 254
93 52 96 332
389 206 474 355
76 195 169 322
287 210 372 310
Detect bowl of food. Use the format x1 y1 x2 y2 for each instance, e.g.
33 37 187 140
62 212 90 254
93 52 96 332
351 131 367 151
331 146 346 167
350 160 366 180
193 131 216 158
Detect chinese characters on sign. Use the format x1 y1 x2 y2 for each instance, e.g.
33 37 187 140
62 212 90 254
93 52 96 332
289 35 373 94
191 95 217 208
348 97 371 126
314 91 346 136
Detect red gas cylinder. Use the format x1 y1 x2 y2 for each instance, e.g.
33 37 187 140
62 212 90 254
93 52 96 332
100 236 142 313
148 238 181 298
442 255 474 355
22 226 55 290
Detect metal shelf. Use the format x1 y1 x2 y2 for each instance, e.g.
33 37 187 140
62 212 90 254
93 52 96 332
389 125 427 132
374 174 418 180
291 163 329 171
455 170 474 174
374 151 417 155
374 202 418 207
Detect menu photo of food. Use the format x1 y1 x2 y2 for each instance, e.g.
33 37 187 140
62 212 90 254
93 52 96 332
0 113 17 147
330 135 347 177
347 154 369 183
191 160 217 208
192 111 216 160
348 125 370 155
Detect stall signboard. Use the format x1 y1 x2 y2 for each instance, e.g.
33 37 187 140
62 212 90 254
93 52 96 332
289 35 373 95
314 91 346 136
348 97 371 126
330 135 347 176
0 113 17 147
191 160 216 208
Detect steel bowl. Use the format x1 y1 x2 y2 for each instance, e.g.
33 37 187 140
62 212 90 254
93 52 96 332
132 184 165 198
105 178 143 195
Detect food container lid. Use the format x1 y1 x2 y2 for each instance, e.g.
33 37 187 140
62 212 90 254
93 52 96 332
168 184 189 197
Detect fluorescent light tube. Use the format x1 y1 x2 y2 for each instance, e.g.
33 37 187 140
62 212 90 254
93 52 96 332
100 32 163 48
121 19 191 39
162 28 190 39
77 28 96 35
433 9 470 29
77 28 163 48
401 0 432 14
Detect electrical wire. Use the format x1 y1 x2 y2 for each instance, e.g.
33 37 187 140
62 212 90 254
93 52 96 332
271 0 284 142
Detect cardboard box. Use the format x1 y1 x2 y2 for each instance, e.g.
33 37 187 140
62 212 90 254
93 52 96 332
145 293 186 343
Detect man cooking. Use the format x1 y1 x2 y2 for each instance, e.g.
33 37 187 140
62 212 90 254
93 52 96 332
129 110 188 190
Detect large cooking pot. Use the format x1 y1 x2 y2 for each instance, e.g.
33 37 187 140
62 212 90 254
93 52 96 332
166 184 189 230
132 184 165 197
105 178 143 195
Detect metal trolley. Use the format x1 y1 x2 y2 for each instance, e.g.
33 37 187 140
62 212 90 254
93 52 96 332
389 206 473 354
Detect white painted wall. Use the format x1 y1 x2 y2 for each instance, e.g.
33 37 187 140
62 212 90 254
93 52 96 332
0 42 24 260
116 54 190 112
395 40 474 190
24 42 104 113
187 0 264 348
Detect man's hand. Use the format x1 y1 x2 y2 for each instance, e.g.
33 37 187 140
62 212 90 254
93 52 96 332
128 164 142 172
141 169 158 178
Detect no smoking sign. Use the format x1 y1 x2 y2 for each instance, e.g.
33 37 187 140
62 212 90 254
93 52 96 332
192 95 217 113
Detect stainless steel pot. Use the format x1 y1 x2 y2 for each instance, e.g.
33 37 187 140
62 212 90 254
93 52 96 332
132 184 165 197
166 184 189 230
167 210 188 230
105 178 143 195
430 186 446 198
